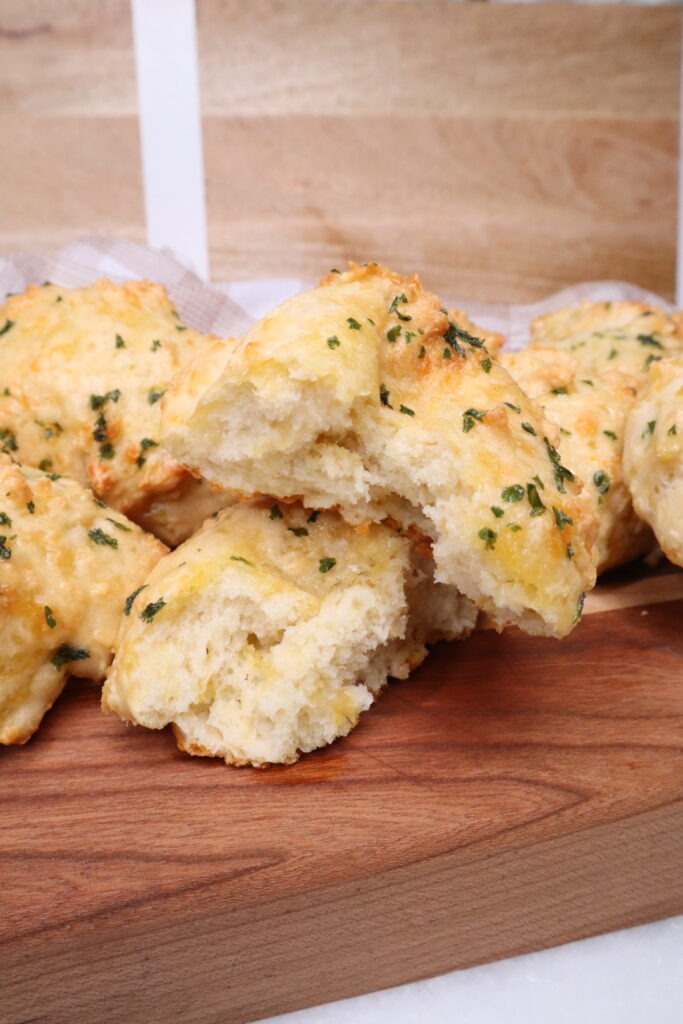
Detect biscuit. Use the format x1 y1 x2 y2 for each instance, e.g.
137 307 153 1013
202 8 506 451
501 347 653 572
623 355 683 567
0 454 167 744
102 501 477 766
529 301 683 381
162 263 598 638
0 279 234 546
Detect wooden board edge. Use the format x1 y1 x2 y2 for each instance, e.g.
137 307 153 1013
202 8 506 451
2 800 681 1024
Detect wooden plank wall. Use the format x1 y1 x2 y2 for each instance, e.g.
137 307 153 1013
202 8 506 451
0 1 680 302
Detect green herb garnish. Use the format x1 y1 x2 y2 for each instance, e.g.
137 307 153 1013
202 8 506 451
147 388 167 405
124 584 147 616
603 430 617 440
399 405 415 416
327 335 341 349
637 333 664 349
288 527 309 537
50 644 89 669
0 319 14 336
478 527 497 550
0 535 11 559
593 470 610 495
553 507 574 530
140 598 166 622
319 556 337 573
491 506 504 518
115 334 126 349
347 317 362 330
521 422 536 436
230 555 256 567
44 606 57 629
379 383 392 407
89 389 121 410
269 504 283 520
386 325 401 343
87 527 118 548
526 482 546 516
501 484 525 503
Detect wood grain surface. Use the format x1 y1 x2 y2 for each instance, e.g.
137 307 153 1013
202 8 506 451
0 2 680 301
2 574 682 1024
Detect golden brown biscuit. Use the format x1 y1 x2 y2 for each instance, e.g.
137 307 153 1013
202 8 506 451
529 301 683 381
162 264 598 639
501 347 653 572
0 279 234 545
623 355 683 567
0 454 167 744
103 501 477 766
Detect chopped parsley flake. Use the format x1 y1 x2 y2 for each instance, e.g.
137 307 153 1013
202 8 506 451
608 348 618 360
491 506 504 518
502 484 525 503
347 317 362 330
51 644 89 669
0 535 11 559
147 388 167 405
124 584 147 616
319 556 337 573
87 527 118 548
443 322 466 357
404 331 415 344
668 424 678 436
387 325 402 343
462 407 484 432
93 497 107 508
0 512 11 527
269 503 283 520
582 379 594 387
448 322 484 348
0 319 15 336
604 430 617 440
115 334 126 349
544 437 575 492
389 294 411 321
44 606 57 629
151 339 161 351
442 348 452 360
526 482 546 516
418 346 426 359
89 390 121 410
480 358 492 373
593 469 610 495
644 354 662 369
327 335 341 349
399 404 415 416
38 459 52 472
140 598 166 622
566 542 574 559
505 402 521 414
643 420 656 438
521 422 536 436
379 383 392 407
307 510 320 523
553 507 574 530
0 427 18 453
478 527 497 550
551 386 568 396
532 474 545 491
230 555 256 567
99 442 115 460
508 523 522 532
574 592 585 622
637 333 664 349
107 517 132 532
175 325 187 332
288 527 309 537
26 500 35 514
93 411 108 442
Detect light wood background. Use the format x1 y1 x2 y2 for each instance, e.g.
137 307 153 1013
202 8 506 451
0 1 680 298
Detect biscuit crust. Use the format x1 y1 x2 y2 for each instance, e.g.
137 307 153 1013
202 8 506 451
103 501 476 766
623 355 683 567
0 454 167 744
163 264 598 638
529 301 683 381
501 347 653 572
0 279 234 545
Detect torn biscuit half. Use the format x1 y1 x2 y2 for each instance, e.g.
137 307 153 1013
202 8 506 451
162 263 598 638
103 501 477 767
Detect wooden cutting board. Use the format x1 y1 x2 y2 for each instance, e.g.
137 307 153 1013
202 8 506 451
2 569 683 1024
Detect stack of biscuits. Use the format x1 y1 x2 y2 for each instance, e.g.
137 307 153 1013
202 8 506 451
1 266 681 765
